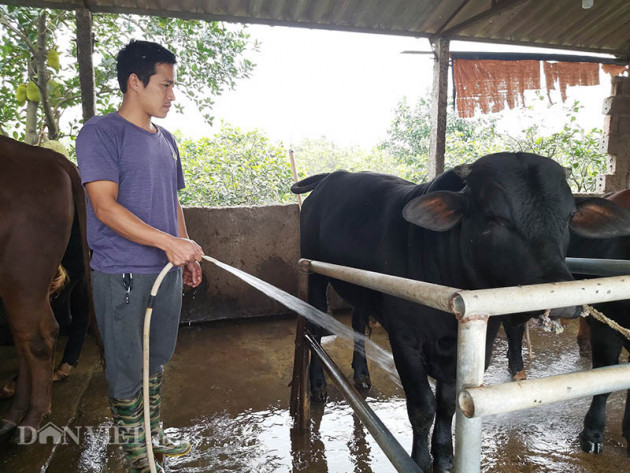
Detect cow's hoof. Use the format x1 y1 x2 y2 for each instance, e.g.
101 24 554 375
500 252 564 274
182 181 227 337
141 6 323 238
0 380 16 399
353 375 372 390
511 370 527 381
433 458 453 473
0 419 17 440
52 362 73 382
579 431 604 454
310 388 327 402
433 462 453 473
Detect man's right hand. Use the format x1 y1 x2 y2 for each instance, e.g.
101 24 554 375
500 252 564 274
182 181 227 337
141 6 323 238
164 237 204 267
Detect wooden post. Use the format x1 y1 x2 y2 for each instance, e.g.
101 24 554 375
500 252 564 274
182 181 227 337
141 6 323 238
428 37 450 180
289 264 310 431
289 149 302 209
289 151 308 429
75 8 96 123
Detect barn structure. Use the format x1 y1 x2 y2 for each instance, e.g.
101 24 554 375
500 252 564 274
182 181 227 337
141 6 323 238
3 0 630 184
3 0 629 321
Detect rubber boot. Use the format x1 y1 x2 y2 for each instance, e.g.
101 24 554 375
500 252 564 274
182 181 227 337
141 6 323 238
109 392 164 473
148 371 191 457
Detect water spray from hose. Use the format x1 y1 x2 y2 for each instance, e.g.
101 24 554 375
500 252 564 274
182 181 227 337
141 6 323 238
141 255 400 473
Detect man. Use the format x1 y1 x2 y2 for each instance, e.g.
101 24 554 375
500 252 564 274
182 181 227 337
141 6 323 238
76 40 203 473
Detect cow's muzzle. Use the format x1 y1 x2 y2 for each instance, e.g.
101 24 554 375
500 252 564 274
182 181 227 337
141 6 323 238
548 305 582 319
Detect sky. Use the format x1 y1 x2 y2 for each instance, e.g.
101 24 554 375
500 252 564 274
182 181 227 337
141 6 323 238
160 24 615 149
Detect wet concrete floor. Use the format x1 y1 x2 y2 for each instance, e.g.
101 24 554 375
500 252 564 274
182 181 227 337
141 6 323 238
0 313 628 472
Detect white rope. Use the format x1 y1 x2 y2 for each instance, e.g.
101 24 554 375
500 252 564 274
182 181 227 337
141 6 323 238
536 305 630 341
582 304 630 341
537 310 564 334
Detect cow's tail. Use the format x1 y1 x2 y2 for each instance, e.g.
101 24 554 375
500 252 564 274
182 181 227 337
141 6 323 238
49 266 69 296
58 155 105 365
291 173 330 194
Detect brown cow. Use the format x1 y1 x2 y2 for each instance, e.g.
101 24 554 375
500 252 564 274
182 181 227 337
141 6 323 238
0 136 93 443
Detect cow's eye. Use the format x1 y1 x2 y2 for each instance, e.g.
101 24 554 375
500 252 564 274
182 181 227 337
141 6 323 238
487 215 511 227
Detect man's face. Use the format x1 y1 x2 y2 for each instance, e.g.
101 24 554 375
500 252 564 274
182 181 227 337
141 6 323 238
136 62 176 119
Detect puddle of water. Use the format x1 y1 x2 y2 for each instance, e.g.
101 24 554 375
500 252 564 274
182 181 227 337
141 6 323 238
481 323 629 473
161 398 412 473
161 320 629 473
10 314 627 473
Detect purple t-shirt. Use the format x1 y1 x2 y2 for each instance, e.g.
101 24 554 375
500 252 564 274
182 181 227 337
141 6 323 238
76 112 185 273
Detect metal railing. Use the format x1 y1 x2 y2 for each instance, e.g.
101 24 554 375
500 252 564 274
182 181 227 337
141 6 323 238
292 257 630 473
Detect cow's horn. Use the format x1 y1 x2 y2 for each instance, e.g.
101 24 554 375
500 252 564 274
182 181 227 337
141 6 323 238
454 164 472 180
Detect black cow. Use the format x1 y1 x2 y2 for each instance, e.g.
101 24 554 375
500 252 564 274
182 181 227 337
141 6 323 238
501 189 630 455
292 152 630 472
567 208 630 455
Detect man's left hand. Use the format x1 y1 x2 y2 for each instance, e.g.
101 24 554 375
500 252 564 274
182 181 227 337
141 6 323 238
183 261 202 287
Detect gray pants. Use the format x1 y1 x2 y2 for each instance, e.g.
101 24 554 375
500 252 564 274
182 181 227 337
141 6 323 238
92 269 183 399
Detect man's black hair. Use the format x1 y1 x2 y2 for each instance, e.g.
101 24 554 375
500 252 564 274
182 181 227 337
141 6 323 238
116 40 177 93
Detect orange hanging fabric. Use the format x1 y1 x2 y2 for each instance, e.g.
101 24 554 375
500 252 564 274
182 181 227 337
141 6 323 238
601 64 629 77
543 61 599 101
453 59 540 118
453 59 615 118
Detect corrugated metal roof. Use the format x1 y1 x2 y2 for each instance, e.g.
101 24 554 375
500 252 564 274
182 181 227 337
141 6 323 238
3 0 630 57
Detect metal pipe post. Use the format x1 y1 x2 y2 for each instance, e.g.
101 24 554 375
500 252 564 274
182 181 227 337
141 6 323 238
300 259 459 313
454 317 488 473
459 362 630 418
305 333 422 473
566 257 630 277
452 274 630 317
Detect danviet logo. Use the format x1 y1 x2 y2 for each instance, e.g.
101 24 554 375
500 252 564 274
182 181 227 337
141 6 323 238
17 422 141 445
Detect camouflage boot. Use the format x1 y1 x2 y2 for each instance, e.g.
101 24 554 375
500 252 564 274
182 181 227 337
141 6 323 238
148 371 191 457
109 392 164 473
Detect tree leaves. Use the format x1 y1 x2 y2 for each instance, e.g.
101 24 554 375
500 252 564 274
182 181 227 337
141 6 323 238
502 101 606 193
178 123 294 207
0 6 255 141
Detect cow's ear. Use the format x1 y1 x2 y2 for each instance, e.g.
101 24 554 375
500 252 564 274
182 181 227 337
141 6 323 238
571 197 630 238
403 191 464 231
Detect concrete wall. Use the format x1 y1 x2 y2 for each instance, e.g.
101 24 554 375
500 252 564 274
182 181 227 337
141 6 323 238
0 202 345 341
597 76 630 193
181 204 302 323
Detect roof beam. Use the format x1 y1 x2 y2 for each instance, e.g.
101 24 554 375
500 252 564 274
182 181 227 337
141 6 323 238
439 0 531 37
435 0 474 35
450 51 624 64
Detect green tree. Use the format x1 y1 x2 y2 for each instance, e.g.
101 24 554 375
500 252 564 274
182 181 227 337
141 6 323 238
0 6 256 143
380 96 605 192
380 97 503 182
503 101 606 193
0 8 70 143
292 136 409 177
178 123 295 206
